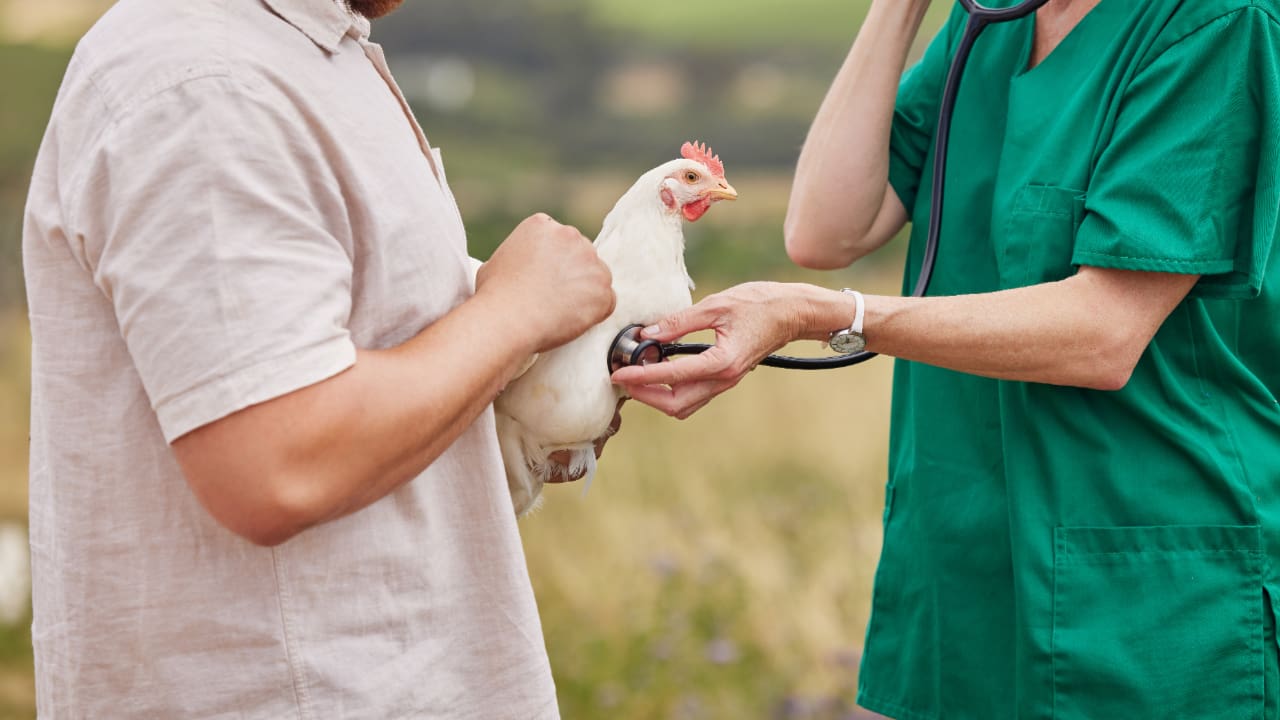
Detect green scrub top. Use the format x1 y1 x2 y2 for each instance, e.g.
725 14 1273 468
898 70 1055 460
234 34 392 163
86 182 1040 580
860 2 1280 718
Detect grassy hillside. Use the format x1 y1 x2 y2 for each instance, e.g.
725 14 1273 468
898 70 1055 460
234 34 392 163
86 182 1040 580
0 44 73 307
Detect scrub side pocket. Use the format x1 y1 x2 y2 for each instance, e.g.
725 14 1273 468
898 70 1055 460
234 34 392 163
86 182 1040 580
1051 525 1266 720
999 184 1085 288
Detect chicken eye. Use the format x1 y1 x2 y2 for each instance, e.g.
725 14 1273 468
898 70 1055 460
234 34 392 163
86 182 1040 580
684 171 700 183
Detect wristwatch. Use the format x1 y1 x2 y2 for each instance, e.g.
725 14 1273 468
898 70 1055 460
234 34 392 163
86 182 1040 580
828 288 866 354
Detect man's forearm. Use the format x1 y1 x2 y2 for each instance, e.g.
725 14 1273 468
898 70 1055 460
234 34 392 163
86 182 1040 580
173 290 537 545
784 0 930 267
796 268 1199 389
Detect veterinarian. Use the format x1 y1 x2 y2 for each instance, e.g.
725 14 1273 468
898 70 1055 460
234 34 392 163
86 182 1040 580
614 0 1280 716
22 0 618 716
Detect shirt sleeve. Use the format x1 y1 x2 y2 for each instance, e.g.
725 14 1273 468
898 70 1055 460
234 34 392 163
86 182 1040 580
887 4 965 216
72 74 359 442
1073 7 1280 299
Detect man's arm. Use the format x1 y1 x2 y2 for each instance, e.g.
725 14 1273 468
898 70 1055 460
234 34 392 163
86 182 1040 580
783 0 932 269
612 267 1197 418
173 214 614 546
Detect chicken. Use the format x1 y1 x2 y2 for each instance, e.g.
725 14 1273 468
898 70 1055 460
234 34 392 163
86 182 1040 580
495 142 737 515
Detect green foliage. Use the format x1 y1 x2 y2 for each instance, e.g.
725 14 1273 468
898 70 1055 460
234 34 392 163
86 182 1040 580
0 610 33 719
0 614 32 668
0 44 72 307
586 0 875 50
0 45 70 173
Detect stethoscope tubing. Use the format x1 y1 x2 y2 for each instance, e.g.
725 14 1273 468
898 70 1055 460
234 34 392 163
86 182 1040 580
659 0 1050 370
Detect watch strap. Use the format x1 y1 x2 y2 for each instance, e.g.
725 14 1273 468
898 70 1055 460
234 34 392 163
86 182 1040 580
845 289 865 334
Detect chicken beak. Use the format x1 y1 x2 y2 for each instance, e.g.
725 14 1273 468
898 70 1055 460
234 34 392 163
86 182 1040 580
705 182 738 202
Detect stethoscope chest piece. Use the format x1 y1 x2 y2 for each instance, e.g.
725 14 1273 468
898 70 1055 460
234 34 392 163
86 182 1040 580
608 324 666 373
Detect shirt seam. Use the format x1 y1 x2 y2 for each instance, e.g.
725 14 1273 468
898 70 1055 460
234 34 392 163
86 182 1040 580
64 70 235 238
154 335 356 442
271 547 312 720
1072 249 1235 270
63 0 235 236
1199 323 1264 543
855 691 941 720
1135 4 1280 77
150 332 349 411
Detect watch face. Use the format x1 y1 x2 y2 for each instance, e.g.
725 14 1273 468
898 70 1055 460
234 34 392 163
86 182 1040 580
831 331 866 354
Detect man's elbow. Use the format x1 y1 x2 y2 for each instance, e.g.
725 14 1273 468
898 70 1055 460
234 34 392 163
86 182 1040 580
237 521 300 548
232 481 320 547
179 461 328 547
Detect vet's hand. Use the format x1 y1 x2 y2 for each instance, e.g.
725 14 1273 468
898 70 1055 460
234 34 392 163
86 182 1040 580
611 282 808 419
545 399 626 483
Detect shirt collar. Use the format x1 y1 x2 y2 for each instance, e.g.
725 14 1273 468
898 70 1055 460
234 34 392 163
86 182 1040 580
261 0 371 53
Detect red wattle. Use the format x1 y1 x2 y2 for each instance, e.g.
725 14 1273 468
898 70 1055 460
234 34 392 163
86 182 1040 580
682 198 711 222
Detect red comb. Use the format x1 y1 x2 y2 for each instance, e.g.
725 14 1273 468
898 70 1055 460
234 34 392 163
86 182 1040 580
681 141 725 179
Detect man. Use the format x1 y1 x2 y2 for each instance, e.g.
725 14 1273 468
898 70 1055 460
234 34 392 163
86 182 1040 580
23 0 615 717
614 0 1280 717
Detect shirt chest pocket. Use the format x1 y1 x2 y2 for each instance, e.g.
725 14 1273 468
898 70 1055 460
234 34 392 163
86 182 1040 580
998 184 1086 288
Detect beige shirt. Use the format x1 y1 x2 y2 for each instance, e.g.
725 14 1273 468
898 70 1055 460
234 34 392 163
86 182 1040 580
22 0 558 717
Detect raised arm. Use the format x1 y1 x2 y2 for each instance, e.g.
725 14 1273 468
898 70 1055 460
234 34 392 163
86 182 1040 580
783 0 933 269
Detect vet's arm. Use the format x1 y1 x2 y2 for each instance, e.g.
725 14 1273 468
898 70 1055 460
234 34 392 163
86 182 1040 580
613 267 1197 418
784 0 931 269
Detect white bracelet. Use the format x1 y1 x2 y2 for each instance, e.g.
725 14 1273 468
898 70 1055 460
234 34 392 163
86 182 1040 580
828 288 868 354
843 288 865 334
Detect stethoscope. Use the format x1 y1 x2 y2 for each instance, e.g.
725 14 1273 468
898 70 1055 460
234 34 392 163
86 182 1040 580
608 0 1053 373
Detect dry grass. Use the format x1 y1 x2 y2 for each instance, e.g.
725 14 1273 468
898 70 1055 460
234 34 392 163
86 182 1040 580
521 275 900 717
0 313 27 523
0 0 112 45
524 354 893 716
0 313 32 720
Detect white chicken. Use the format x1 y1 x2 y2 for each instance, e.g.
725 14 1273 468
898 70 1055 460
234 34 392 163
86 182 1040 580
495 142 737 515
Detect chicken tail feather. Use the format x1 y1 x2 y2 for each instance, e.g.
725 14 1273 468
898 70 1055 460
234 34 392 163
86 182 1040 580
495 411 544 517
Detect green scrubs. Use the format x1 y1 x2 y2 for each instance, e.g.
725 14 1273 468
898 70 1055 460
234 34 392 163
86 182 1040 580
861 1 1280 718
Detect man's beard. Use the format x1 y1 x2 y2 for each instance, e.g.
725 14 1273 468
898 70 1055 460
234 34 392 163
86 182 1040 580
346 0 404 19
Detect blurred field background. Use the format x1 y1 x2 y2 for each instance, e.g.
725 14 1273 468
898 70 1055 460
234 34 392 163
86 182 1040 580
0 1 948 718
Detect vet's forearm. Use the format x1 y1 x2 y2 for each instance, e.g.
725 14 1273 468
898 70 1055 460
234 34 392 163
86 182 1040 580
796 268 1199 389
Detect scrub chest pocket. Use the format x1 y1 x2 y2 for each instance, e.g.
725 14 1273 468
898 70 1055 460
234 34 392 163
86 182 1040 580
999 184 1086 288
1051 525 1269 719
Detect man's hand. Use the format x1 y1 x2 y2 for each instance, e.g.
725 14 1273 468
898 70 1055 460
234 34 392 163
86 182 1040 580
545 399 626 483
476 213 616 353
172 216 616 547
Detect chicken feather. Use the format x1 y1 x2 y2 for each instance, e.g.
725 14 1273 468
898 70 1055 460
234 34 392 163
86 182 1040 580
495 145 735 515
